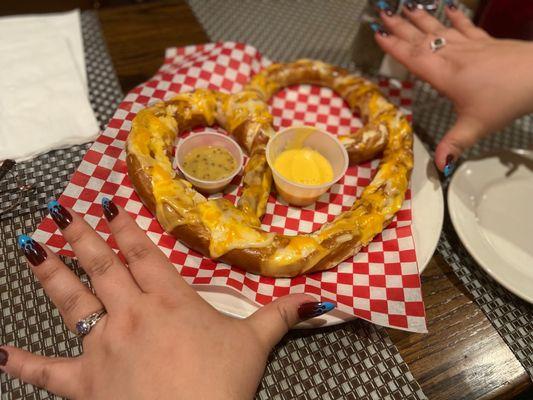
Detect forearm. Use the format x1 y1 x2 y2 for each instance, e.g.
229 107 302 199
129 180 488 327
507 40 533 116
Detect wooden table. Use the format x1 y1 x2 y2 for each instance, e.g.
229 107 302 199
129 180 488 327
3 1 532 399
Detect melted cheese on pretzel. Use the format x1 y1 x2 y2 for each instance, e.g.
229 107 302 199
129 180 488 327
222 91 272 133
268 236 326 269
197 200 275 258
126 59 413 276
170 90 218 126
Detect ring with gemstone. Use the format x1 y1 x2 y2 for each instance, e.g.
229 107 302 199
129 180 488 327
430 37 447 52
76 309 106 337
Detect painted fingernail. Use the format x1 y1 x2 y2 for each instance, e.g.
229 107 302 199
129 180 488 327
405 1 417 11
298 302 336 320
0 348 7 366
17 235 47 266
445 0 457 10
102 197 118 222
370 22 390 37
444 154 455 178
47 199 72 229
376 0 393 16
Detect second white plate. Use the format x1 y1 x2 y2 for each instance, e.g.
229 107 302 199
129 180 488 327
448 149 533 304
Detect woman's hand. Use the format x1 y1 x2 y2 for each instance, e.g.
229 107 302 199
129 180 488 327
0 199 334 400
374 3 533 173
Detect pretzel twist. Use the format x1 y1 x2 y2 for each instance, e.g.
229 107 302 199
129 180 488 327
126 60 413 277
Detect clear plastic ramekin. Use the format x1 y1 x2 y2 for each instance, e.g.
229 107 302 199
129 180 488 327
175 132 243 194
266 126 349 206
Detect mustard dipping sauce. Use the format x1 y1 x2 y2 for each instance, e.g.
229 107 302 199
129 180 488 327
182 146 237 181
273 147 334 186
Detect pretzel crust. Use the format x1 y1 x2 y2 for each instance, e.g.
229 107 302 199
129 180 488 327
126 60 413 277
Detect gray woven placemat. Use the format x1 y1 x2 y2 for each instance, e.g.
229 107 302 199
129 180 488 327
190 0 533 384
259 323 425 400
0 11 122 222
189 0 365 71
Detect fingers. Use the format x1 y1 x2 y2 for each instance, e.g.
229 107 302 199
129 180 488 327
48 201 141 312
403 5 447 34
434 115 485 172
446 7 490 39
374 33 446 87
102 198 192 294
381 12 424 43
17 236 103 332
0 346 81 398
246 294 335 349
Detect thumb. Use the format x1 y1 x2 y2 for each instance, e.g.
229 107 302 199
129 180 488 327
246 294 336 349
434 115 485 174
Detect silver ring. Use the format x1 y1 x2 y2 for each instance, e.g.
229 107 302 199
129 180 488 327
430 37 447 52
76 309 106 337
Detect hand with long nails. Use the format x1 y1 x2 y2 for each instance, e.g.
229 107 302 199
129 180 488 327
373 2 533 175
1 198 335 399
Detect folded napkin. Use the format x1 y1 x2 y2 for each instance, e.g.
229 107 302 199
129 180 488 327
0 10 98 162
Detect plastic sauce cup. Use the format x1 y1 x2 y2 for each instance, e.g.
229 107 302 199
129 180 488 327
175 132 243 194
266 126 349 206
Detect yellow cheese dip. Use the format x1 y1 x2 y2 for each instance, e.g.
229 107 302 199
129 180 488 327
182 146 237 181
273 147 334 186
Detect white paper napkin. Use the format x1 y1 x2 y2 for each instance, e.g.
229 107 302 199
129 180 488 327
0 10 99 162
0 10 87 87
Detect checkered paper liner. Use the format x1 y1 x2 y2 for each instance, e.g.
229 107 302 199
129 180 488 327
33 42 426 333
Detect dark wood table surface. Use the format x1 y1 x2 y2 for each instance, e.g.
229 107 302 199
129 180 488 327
2 1 532 399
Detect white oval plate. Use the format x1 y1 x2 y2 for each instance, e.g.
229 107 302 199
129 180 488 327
448 149 533 304
195 135 444 327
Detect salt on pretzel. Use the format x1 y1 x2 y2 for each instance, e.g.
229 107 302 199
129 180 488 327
126 59 413 277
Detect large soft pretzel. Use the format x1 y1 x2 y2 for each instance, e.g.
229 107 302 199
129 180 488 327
126 60 413 277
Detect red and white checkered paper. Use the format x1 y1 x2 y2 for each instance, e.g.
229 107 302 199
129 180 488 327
34 42 426 332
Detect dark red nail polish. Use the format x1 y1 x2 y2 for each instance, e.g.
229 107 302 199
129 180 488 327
102 197 119 222
47 200 72 229
18 235 47 266
0 348 8 366
298 302 335 320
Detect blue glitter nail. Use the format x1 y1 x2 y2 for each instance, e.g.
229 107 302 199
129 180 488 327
370 22 381 33
444 162 455 178
17 234 47 266
47 199 60 212
298 301 337 319
47 199 72 229
310 302 336 317
445 0 457 8
376 0 390 10
17 234 34 250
